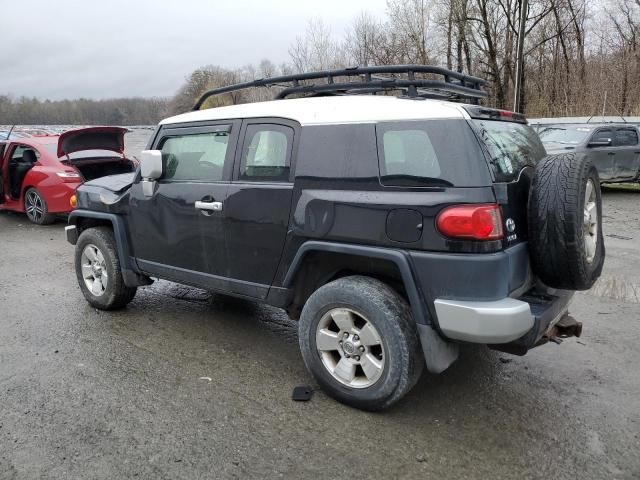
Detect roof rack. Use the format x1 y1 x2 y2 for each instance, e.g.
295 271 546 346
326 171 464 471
193 65 487 111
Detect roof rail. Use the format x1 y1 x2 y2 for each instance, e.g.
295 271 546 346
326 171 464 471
193 65 487 111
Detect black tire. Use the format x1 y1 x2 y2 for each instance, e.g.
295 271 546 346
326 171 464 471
298 276 424 411
74 227 137 310
24 188 56 225
528 152 605 290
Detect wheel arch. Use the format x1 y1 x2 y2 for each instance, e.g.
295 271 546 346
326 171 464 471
285 241 460 375
282 241 430 326
69 210 150 287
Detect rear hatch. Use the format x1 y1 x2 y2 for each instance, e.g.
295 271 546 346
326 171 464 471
464 107 547 248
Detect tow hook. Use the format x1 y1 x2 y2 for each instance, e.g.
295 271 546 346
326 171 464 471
544 314 583 345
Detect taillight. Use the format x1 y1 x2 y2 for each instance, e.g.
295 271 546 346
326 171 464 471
56 171 81 182
436 204 504 240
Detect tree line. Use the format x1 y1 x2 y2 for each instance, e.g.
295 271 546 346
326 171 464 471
0 96 170 126
3 0 640 123
174 0 640 118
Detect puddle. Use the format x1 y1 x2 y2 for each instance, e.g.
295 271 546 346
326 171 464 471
589 274 640 303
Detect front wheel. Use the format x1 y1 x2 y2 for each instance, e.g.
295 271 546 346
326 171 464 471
74 227 137 310
298 276 424 411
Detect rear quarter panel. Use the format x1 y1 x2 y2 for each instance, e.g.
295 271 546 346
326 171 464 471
22 160 79 213
272 122 497 286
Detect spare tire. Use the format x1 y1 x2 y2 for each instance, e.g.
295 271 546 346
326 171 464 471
528 152 605 290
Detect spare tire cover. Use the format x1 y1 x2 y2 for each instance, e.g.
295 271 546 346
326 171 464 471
528 152 605 290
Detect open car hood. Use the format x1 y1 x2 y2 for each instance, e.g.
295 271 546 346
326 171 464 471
57 127 128 158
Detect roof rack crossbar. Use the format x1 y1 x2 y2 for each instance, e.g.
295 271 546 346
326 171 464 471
272 78 487 101
193 65 487 110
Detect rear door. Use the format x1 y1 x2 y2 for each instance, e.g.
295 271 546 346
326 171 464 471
220 120 296 299
588 128 615 180
613 127 640 180
469 117 547 247
129 121 240 286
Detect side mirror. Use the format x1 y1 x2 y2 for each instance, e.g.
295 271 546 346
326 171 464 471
588 138 612 148
140 150 163 179
140 150 163 196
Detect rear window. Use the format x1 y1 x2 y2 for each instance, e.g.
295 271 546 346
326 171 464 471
472 120 546 182
376 120 491 187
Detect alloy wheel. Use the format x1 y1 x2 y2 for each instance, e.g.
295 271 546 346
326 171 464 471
25 190 45 223
80 244 108 297
583 179 598 264
315 308 385 389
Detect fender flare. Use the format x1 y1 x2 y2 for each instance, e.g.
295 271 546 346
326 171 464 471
68 210 150 287
283 241 459 374
284 241 431 325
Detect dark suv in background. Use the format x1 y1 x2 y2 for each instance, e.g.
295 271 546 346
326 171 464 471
539 123 640 183
65 66 605 410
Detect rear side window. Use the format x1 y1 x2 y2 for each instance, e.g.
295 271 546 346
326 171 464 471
160 131 229 181
376 120 491 187
472 120 546 182
239 124 293 182
615 128 638 146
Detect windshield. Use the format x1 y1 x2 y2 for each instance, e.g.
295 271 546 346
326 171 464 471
473 120 546 182
539 126 592 145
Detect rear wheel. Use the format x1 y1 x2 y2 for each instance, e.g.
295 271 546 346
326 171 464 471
298 276 423 411
75 227 137 310
24 188 55 225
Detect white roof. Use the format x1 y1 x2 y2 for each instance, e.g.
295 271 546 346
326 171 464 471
161 96 469 126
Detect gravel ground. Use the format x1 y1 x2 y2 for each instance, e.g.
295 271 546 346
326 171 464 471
0 139 639 478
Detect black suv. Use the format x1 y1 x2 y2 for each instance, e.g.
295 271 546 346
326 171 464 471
66 66 604 410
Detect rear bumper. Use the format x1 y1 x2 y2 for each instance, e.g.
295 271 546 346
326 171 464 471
434 289 573 346
434 297 534 343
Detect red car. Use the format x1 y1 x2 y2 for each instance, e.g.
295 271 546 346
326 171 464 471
0 127 136 224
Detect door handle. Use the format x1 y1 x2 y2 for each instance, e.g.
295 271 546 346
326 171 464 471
195 200 223 211
607 152 615 156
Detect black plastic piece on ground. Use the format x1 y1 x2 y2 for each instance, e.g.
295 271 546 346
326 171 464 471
292 386 313 402
193 65 487 110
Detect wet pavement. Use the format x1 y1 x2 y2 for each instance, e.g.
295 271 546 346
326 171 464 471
1 184 639 479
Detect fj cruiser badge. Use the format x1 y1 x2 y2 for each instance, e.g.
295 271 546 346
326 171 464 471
505 218 517 242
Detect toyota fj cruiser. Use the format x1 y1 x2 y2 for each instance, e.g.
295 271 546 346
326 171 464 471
66 66 604 410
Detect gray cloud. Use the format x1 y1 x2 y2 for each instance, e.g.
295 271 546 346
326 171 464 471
0 0 387 100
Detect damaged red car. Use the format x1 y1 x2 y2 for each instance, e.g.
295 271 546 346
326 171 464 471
0 127 136 224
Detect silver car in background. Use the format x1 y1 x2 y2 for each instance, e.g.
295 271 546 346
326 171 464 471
538 123 640 183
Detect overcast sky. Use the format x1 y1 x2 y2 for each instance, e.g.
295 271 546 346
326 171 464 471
0 0 388 100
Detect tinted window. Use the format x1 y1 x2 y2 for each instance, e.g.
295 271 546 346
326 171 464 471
591 129 613 143
160 131 229 181
377 120 491 187
10 145 39 162
472 120 546 182
615 128 638 146
239 124 293 182
382 130 441 179
295 124 379 180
